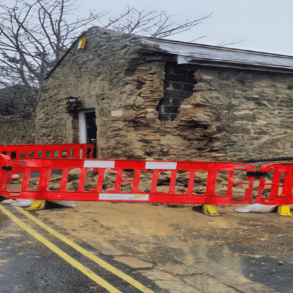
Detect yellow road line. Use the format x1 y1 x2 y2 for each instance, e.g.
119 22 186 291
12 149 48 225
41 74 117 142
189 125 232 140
0 205 121 293
14 206 154 293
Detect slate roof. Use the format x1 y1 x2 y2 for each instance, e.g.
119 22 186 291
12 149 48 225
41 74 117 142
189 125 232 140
45 26 293 80
142 37 293 72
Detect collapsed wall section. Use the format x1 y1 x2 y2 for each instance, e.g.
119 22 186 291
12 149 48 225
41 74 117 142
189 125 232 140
99 61 221 160
99 61 165 159
156 63 197 122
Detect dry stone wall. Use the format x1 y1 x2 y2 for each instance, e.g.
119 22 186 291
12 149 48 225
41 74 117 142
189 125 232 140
34 88 73 144
34 26 144 148
0 115 35 145
192 68 293 162
99 61 165 159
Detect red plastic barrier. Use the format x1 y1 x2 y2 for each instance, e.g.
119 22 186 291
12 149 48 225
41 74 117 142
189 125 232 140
0 144 94 184
0 156 255 205
256 164 293 205
0 143 94 160
0 154 12 191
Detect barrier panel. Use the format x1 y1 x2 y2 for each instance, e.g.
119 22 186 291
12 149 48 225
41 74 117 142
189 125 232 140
256 164 293 206
0 144 94 184
0 156 255 206
0 143 94 160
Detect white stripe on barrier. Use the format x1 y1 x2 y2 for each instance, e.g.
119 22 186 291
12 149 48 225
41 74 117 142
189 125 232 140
99 194 149 201
145 162 177 170
84 161 115 168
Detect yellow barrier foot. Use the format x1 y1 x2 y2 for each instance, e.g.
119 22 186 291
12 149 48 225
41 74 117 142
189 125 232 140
278 205 292 217
25 200 46 211
203 205 220 217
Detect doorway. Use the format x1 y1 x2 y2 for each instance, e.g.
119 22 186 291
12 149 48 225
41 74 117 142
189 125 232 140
78 109 97 158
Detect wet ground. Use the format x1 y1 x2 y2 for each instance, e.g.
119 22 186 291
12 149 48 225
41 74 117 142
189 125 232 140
1 200 293 293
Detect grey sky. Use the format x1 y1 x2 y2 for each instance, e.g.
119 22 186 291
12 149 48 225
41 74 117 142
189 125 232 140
76 0 293 55
1 0 292 55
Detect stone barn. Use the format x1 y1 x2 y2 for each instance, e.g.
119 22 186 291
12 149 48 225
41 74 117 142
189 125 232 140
33 26 293 163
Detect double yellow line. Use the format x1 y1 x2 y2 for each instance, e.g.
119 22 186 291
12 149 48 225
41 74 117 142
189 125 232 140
0 205 154 293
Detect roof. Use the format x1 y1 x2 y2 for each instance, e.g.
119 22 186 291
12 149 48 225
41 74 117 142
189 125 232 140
141 37 293 72
45 27 293 80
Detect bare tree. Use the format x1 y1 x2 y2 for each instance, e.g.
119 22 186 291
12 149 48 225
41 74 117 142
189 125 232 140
0 0 212 116
217 38 247 47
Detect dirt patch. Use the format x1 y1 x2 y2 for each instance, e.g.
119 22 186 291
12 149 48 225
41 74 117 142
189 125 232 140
33 200 293 268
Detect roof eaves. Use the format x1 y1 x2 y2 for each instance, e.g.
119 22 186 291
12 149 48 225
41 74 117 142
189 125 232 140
140 37 293 72
177 55 293 73
143 36 293 58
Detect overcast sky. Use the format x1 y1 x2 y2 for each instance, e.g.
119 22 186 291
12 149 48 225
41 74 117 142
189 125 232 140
1 0 292 55
75 0 293 56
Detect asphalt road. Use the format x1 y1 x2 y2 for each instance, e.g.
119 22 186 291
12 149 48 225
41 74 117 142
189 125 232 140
1 201 293 293
0 204 160 293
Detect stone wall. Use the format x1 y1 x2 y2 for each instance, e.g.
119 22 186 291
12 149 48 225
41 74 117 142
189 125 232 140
101 61 166 159
34 27 144 149
192 68 293 163
34 89 73 144
98 63 293 162
0 115 35 145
